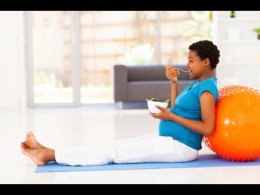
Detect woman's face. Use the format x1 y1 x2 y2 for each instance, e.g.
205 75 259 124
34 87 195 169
186 50 207 80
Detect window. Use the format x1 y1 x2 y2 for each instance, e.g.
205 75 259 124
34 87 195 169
26 11 75 106
26 11 211 107
79 11 158 103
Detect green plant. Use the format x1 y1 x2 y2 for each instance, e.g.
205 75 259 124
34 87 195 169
230 11 236 18
253 28 260 34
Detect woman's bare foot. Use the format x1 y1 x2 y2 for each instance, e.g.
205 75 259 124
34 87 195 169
21 143 46 166
22 131 47 149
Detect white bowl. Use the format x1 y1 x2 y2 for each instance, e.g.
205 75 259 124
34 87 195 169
147 100 169 113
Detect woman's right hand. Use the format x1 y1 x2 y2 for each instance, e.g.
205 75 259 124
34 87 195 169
165 65 179 83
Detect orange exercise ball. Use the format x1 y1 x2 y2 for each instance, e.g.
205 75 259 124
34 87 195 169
203 85 260 162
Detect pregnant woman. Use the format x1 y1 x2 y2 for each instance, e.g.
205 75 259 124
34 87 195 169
21 40 220 166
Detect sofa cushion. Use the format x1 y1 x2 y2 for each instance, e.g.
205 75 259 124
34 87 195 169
128 65 166 81
127 80 192 102
127 81 170 102
128 65 190 81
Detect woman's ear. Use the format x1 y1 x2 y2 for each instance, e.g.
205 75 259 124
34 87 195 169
203 58 210 66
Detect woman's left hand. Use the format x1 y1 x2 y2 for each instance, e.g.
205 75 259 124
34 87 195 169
149 105 173 120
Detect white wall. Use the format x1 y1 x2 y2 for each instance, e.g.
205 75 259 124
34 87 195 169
0 11 26 109
213 11 260 90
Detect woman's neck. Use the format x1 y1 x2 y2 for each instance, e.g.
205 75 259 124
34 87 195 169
198 70 214 82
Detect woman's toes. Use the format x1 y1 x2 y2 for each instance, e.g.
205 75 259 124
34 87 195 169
21 142 26 149
28 131 34 137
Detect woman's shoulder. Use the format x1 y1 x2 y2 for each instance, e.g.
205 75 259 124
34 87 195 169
199 78 217 88
197 78 218 98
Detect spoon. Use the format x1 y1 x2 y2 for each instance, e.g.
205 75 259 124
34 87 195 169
176 68 190 73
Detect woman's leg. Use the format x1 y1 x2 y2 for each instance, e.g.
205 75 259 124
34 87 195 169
109 133 198 163
21 132 198 166
55 133 195 166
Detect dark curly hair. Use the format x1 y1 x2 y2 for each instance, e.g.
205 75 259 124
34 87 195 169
188 40 220 70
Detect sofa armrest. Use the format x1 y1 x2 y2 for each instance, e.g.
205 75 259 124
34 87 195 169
114 65 128 102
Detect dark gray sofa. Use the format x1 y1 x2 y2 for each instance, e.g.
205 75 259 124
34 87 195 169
113 64 193 108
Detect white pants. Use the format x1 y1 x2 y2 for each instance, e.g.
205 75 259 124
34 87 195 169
55 133 198 166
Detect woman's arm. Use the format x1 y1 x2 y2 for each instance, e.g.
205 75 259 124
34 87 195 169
170 81 178 107
165 65 179 107
150 91 216 136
